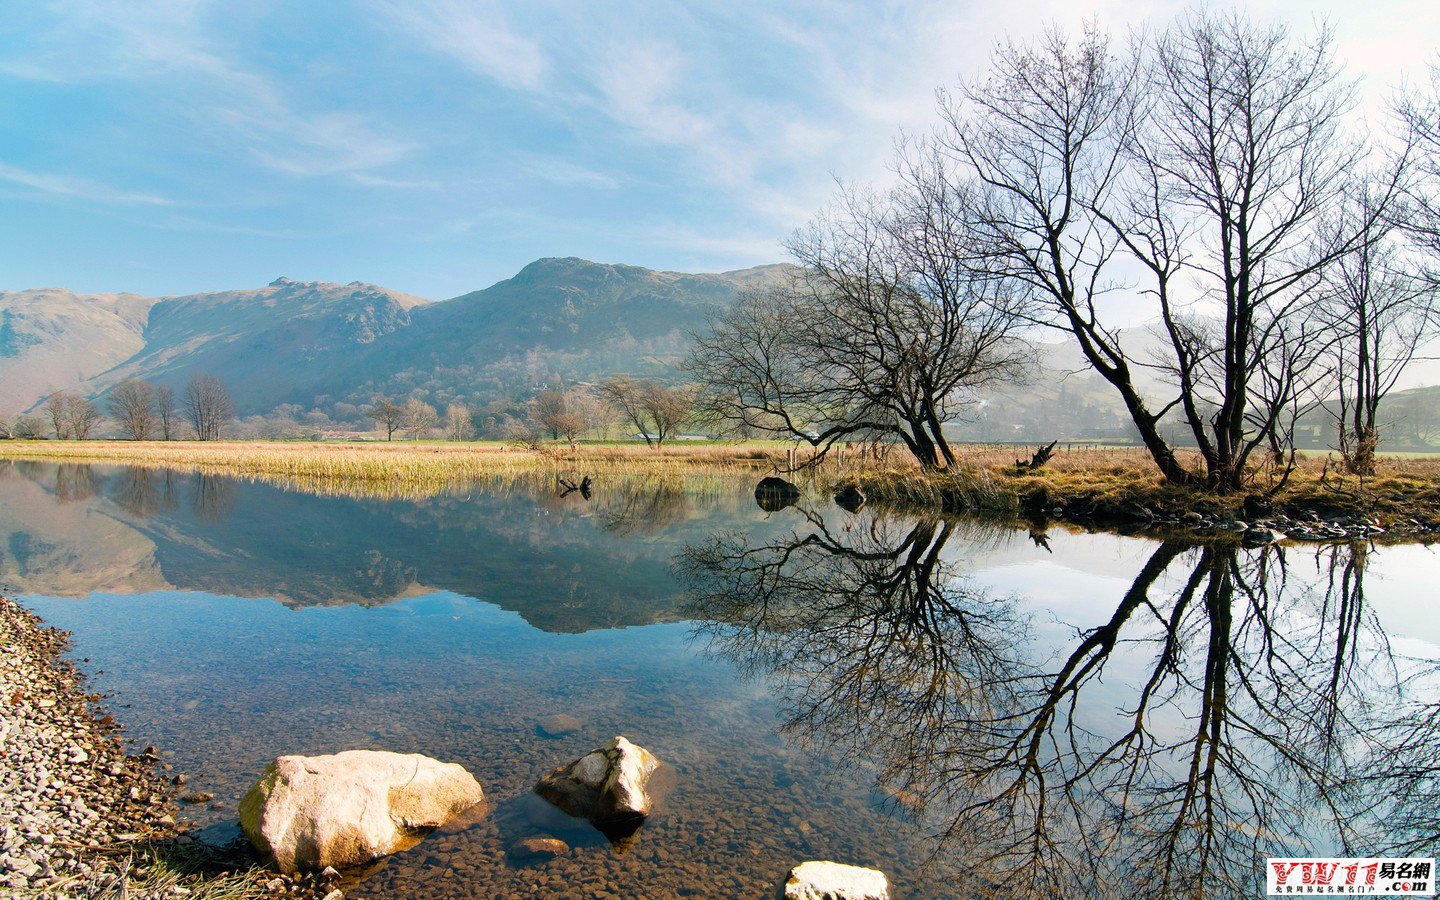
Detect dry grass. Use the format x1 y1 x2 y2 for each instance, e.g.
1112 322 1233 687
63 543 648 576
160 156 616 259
0 440 791 501
2 440 1437 518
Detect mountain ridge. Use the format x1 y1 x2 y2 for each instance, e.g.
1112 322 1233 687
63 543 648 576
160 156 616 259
0 258 795 415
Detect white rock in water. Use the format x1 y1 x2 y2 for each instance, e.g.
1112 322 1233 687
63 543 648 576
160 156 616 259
781 861 891 900
535 735 659 823
239 750 484 873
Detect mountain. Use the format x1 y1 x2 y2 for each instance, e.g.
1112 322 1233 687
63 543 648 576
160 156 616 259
331 258 792 409
91 277 430 411
0 258 793 415
0 288 156 412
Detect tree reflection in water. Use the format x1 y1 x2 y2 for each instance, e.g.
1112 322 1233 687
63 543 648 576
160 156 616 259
679 513 1438 898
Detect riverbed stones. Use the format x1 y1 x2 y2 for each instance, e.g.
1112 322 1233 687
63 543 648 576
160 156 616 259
239 749 485 873
780 861 891 900
535 735 660 825
0 595 181 893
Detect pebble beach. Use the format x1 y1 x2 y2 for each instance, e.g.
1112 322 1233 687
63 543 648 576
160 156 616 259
0 595 333 899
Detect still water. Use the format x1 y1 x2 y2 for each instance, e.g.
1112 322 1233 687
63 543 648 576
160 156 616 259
2 460 1437 898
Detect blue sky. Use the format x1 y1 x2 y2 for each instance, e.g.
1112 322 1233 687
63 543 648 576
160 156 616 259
2 0 1438 299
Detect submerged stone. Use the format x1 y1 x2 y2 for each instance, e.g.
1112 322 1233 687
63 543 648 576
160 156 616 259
536 714 583 738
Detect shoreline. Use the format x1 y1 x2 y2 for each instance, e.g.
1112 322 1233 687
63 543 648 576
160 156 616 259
0 595 331 899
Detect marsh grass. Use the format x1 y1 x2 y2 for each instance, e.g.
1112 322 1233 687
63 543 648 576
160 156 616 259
2 440 1437 517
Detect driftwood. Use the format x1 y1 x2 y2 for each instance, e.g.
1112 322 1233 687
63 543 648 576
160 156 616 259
1015 440 1058 471
558 475 595 499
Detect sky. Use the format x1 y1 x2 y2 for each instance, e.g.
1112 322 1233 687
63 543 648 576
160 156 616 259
2 0 1438 300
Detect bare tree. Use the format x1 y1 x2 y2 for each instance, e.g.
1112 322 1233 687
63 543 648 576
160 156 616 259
154 384 178 440
43 392 72 440
944 15 1397 490
366 397 405 441
1397 61 1440 278
107 380 157 441
445 403 474 442
402 397 438 440
68 396 102 439
184 373 234 441
1319 199 1439 474
601 376 692 446
691 169 1030 470
41 392 102 440
530 390 579 441
11 415 44 438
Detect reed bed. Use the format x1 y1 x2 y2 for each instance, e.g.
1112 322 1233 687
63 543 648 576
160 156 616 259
2 440 1436 515
0 440 788 502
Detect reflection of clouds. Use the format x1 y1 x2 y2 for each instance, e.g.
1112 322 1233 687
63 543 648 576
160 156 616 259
682 517 1437 898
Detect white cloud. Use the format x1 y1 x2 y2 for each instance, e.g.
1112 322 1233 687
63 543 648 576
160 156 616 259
0 162 177 206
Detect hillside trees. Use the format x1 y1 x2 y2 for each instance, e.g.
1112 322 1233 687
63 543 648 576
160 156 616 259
184 373 234 441
367 397 405 440
402 397 439 439
107 380 157 440
937 14 1405 490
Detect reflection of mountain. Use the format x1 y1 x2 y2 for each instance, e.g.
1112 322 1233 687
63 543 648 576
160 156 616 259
0 462 776 633
0 462 169 596
681 515 1440 898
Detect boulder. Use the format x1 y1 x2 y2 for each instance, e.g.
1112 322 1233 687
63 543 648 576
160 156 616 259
755 477 801 512
239 750 485 873
535 735 659 825
833 484 866 512
780 861 890 900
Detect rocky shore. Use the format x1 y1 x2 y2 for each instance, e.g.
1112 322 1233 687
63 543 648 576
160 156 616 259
0 595 333 899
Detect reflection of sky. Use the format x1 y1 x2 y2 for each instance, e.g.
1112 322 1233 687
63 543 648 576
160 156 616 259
1359 543 1440 650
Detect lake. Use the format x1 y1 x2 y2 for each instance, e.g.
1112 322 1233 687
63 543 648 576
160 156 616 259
2 460 1437 898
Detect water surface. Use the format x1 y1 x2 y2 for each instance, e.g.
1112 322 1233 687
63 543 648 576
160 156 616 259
2 461 1436 898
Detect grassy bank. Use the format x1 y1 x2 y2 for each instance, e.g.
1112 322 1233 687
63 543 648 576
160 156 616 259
2 440 1438 526
852 447 1440 528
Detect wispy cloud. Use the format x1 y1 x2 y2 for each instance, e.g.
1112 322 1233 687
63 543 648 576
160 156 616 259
0 162 177 206
1 0 417 181
372 0 549 91
521 159 621 189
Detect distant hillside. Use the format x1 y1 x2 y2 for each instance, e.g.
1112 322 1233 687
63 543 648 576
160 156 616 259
0 288 155 411
91 277 431 410
0 258 793 415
